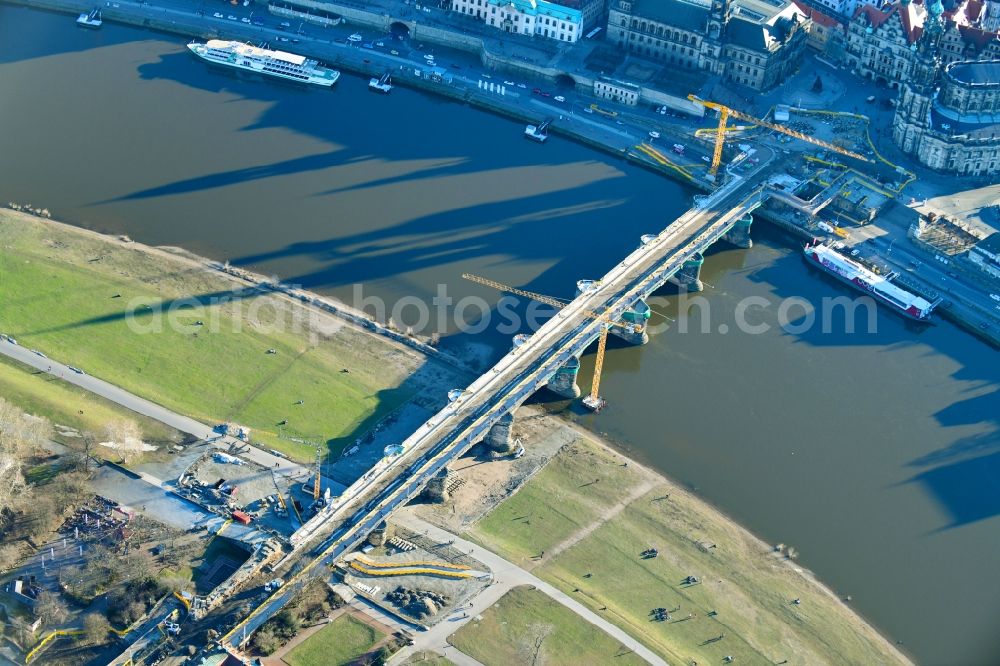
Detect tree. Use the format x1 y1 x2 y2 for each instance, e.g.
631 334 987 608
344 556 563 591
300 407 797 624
0 543 21 572
102 419 145 463
33 590 70 627
82 613 110 645
373 645 395 665
812 75 823 93
0 397 51 509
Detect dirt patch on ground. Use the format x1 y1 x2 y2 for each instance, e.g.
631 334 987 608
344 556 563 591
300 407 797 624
411 406 579 533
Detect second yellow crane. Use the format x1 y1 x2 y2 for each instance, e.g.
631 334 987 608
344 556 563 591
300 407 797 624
687 95 873 177
462 274 642 412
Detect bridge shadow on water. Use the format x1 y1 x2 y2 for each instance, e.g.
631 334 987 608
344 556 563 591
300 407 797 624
0 4 125 65
741 227 1000 531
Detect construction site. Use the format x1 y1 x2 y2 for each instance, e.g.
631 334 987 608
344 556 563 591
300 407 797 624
338 524 491 628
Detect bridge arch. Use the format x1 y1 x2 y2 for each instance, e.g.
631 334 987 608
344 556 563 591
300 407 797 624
555 73 577 90
389 21 410 39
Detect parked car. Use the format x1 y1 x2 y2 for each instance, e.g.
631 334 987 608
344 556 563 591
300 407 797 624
213 12 224 18
227 15 238 21
554 95 566 102
990 294 1000 302
390 49 399 55
241 17 251 23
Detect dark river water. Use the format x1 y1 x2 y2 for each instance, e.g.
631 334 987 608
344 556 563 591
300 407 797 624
1 7 998 663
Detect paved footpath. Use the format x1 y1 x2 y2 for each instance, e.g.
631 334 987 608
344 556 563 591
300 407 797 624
387 512 666 666
0 340 345 492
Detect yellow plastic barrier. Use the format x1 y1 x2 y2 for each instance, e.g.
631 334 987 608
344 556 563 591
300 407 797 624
174 590 191 610
634 144 694 181
349 561 471 579
25 629 84 663
353 555 470 570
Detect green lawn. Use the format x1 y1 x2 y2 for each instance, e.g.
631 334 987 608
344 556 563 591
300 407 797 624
0 353 176 445
466 440 641 563
0 213 423 462
449 586 646 666
468 440 908 666
284 614 383 666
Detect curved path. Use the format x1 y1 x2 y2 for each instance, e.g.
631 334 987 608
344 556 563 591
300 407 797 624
388 513 666 666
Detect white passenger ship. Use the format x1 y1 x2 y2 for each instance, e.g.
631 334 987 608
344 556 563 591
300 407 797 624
187 40 340 87
804 242 936 321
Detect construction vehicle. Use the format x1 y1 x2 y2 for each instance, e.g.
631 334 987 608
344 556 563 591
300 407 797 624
462 274 644 412
686 95 872 178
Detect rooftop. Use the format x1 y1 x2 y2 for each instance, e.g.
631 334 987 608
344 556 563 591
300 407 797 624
626 0 710 32
946 60 1000 86
487 0 584 23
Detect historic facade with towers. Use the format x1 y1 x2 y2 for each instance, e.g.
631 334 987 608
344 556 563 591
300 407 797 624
605 0 811 90
892 0 1000 176
844 0 1000 89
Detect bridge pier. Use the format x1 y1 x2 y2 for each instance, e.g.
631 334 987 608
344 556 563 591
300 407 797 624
675 252 705 292
485 411 518 455
547 355 582 398
611 299 650 345
367 520 395 547
424 467 451 503
723 213 754 249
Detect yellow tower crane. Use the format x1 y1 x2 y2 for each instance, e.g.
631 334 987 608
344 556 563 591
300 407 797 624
313 447 321 502
687 95 873 177
462 274 643 412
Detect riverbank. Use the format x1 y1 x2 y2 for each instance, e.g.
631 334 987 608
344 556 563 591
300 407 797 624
0 208 912 663
446 428 912 665
0 208 465 462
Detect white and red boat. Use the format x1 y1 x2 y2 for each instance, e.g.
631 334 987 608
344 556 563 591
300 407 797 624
803 242 935 321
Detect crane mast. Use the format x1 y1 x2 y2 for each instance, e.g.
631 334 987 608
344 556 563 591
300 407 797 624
462 274 641 412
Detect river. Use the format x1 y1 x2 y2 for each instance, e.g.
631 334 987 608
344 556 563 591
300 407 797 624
1 7 998 663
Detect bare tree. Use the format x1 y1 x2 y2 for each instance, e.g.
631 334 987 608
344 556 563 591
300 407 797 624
81 431 97 471
0 397 51 509
0 543 22 572
81 613 110 645
33 590 69 627
529 623 552 666
102 419 144 463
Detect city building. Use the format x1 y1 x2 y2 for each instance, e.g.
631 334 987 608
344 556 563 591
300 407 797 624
450 0 584 42
605 0 811 91
594 76 641 103
892 2 1000 176
792 1 848 55
806 0 858 18
550 0 608 31
844 0 1000 88
969 231 1000 278
983 0 1000 32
